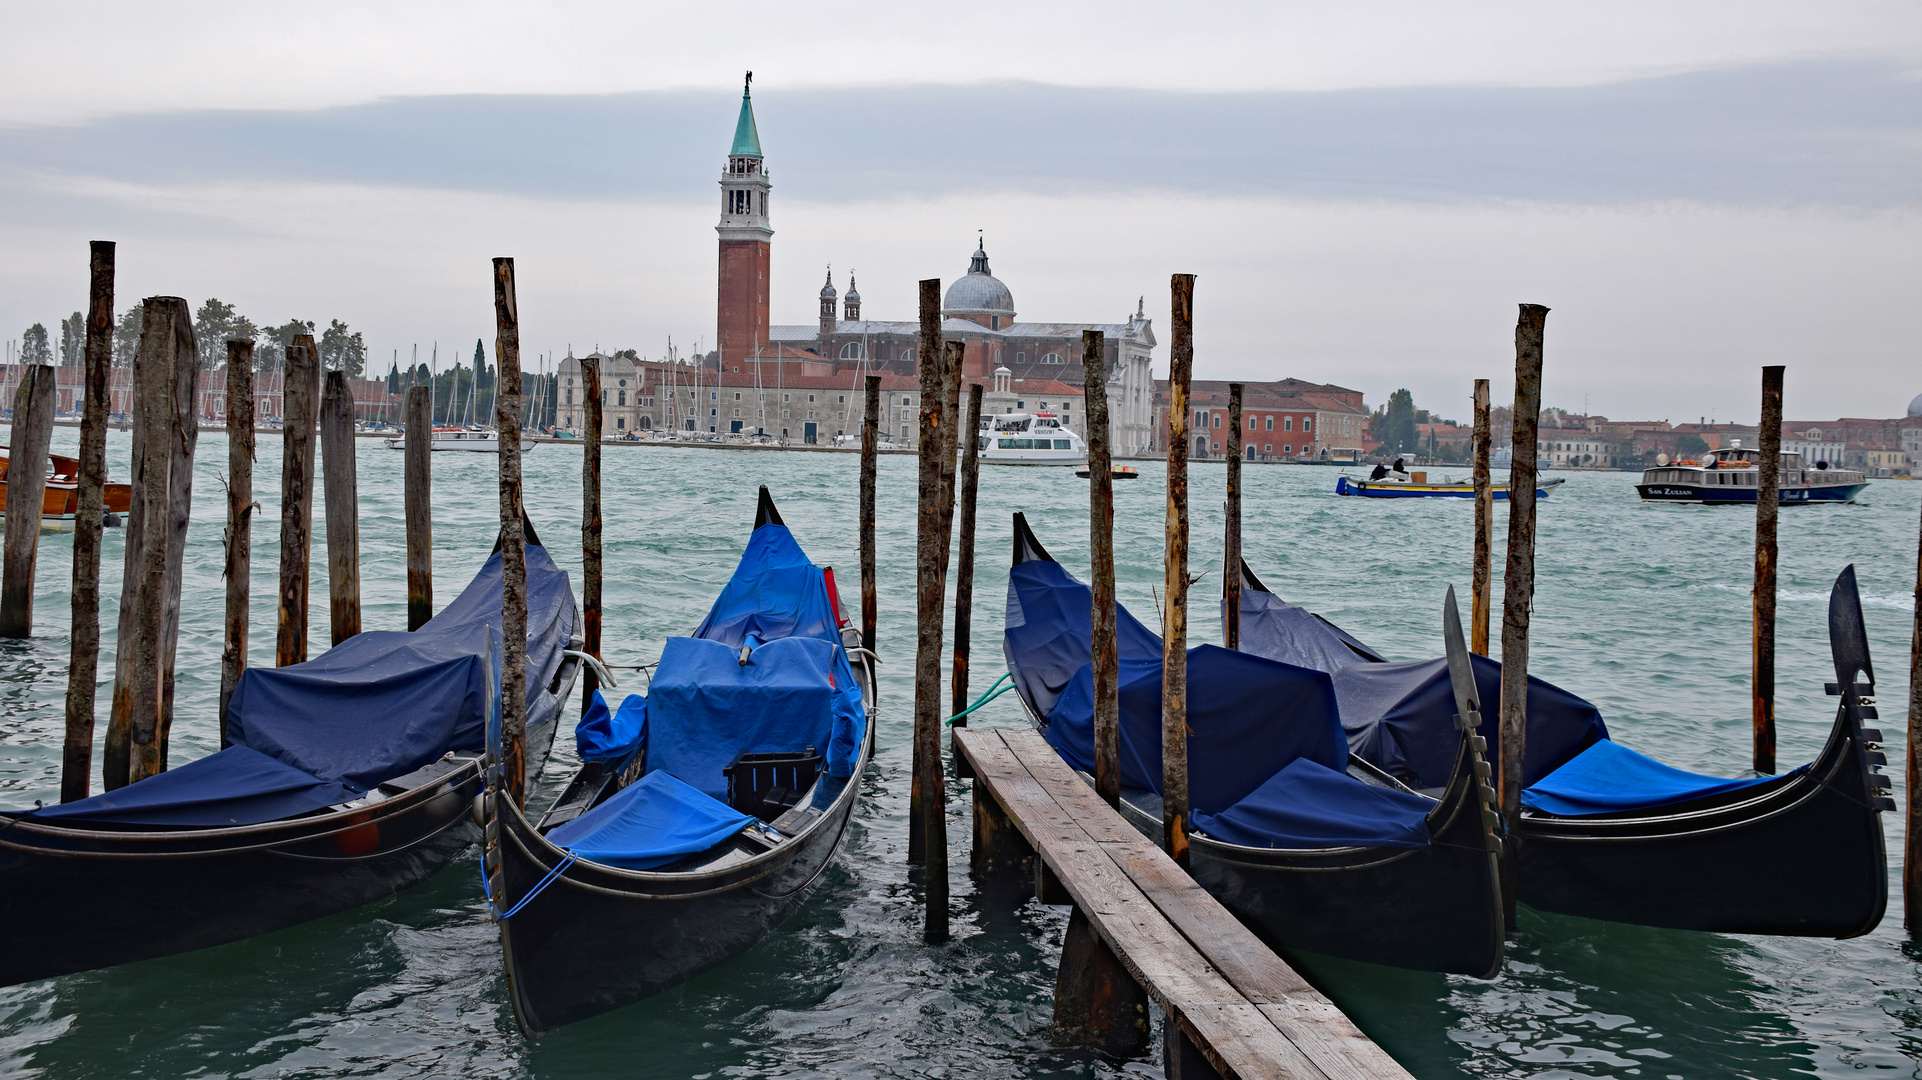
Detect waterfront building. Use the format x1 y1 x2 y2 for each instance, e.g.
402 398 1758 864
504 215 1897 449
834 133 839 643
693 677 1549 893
1161 379 1369 460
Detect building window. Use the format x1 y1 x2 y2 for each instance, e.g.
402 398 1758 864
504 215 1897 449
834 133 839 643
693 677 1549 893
1212 414 1221 429
1016 353 1026 363
807 394 815 402
734 392 741 400
1195 411 1206 427
1247 417 1256 431
1264 443 1273 454
838 395 846 403
618 390 626 406
1041 352 1063 364
1283 444 1292 454
840 342 865 359
1303 418 1311 432
565 389 572 405
1264 415 1273 430
1284 417 1292 431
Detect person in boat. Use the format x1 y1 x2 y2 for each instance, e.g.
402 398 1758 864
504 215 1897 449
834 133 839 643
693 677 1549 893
1369 462 1389 480
1391 456 1409 478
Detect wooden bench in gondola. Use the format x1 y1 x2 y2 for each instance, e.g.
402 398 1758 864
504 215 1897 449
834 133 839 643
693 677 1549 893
955 726 1412 1080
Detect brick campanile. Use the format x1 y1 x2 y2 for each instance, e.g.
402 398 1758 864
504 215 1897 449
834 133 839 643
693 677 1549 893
716 72 772 370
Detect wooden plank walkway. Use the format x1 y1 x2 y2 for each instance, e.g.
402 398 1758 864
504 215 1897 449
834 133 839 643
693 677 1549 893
956 727 1412 1080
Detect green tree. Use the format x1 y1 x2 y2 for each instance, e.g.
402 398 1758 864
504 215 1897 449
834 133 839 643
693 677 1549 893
113 304 144 366
58 312 84 366
1382 388 1418 454
1675 433 1710 459
257 319 316 373
193 298 255 369
20 324 51 365
319 319 366 377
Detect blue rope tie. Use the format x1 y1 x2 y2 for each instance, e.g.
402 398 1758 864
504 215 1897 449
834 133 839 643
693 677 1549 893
486 849 579 921
947 672 1015 726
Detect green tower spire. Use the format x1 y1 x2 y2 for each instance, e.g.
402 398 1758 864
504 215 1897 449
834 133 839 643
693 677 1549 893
730 71 762 158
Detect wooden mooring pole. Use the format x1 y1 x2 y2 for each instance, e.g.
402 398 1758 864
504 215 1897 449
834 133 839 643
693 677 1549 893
219 340 255 747
152 297 200 780
404 385 433 630
321 370 361 645
1163 274 1196 866
860 374 880 655
1224 383 1243 651
494 257 529 811
277 337 321 667
1471 378 1493 656
1498 303 1548 928
951 381 984 777
1 359 57 637
60 240 113 800
1906 488 1922 931
1084 331 1121 808
1753 365 1784 775
581 354 603 710
911 277 953 941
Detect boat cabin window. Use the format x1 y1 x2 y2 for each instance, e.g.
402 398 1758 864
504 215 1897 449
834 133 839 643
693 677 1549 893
1054 439 1072 449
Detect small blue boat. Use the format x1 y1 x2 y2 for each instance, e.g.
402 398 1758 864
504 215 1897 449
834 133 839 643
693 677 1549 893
1335 474 1564 499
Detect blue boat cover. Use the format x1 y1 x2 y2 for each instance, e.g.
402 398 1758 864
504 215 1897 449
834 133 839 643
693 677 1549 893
694 523 841 648
1235 588 1607 789
1192 758 1432 849
576 691 647 764
546 770 752 870
1004 558 1163 723
645 634 865 800
1046 646 1347 815
1522 739 1801 817
230 545 575 792
26 746 356 827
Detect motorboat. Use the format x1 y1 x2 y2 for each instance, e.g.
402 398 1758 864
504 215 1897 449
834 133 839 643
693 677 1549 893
0 449 132 525
384 426 537 453
977 412 1087 466
1336 469 1564 499
1636 444 1867 504
1075 465 1139 480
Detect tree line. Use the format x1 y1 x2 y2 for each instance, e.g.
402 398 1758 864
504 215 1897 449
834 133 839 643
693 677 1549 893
16 299 368 377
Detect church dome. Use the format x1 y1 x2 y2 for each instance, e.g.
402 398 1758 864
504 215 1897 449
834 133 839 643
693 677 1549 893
819 268 836 300
1909 391 1922 417
943 240 1014 317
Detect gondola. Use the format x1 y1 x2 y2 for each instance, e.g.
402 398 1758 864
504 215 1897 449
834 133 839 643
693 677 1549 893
1232 562 1891 937
485 488 875 1036
0 527 580 987
1003 513 1504 977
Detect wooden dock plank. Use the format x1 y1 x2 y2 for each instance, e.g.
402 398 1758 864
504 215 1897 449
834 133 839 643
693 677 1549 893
957 727 1411 1080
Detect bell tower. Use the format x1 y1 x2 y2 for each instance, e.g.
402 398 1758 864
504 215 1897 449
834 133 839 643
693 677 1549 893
717 71 772 371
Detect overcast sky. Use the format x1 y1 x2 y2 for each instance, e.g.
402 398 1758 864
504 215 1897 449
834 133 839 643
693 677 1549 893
1 1 1917 421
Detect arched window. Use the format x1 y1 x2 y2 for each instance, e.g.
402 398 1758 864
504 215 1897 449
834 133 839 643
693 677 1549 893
901 347 914 361
1041 352 1063 364
840 342 865 359
618 390 626 406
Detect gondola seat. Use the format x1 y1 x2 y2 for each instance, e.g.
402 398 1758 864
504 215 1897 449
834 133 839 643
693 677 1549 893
545 772 753 870
1192 758 1432 850
1521 740 1804 817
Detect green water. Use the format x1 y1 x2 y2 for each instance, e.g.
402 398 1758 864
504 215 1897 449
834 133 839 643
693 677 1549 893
0 430 1916 1078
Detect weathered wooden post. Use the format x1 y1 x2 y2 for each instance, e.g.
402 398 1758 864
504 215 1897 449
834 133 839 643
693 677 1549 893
911 277 952 941
1471 379 1493 655
219 340 255 747
404 385 433 630
1753 365 1784 775
61 240 113 800
1224 382 1243 651
1084 331 1121 808
950 381 985 776
1906 492 1922 931
494 257 529 811
1498 303 1548 927
938 345 963 580
581 354 603 711
151 297 200 781
276 337 321 666
860 374 880 655
1 360 57 636
1163 274 1196 866
321 370 361 645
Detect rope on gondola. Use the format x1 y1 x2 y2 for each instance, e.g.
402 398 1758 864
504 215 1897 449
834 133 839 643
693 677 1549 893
947 672 1015 726
488 849 579 921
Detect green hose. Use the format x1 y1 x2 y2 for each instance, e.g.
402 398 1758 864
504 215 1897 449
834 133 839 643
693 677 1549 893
946 671 1016 725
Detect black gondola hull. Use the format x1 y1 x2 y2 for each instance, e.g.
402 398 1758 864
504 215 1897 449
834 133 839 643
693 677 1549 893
494 720 872 1035
1515 715 1888 936
0 682 567 988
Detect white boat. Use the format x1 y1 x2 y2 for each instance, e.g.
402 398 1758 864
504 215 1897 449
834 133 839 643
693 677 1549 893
384 426 536 453
1636 444 1866 505
976 412 1087 467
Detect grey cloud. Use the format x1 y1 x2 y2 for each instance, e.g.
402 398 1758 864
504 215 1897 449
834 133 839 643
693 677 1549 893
1 61 1916 206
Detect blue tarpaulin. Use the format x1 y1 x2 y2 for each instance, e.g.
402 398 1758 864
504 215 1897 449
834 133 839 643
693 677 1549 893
1193 758 1432 849
229 545 574 791
646 635 865 799
694 524 842 648
576 691 647 764
26 746 356 827
1046 647 1347 815
1234 587 1607 789
16 548 576 829
1003 559 1163 723
1522 739 1800 817
546 771 752 870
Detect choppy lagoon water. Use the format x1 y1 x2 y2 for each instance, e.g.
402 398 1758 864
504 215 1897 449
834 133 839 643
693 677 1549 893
0 429 1916 1079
